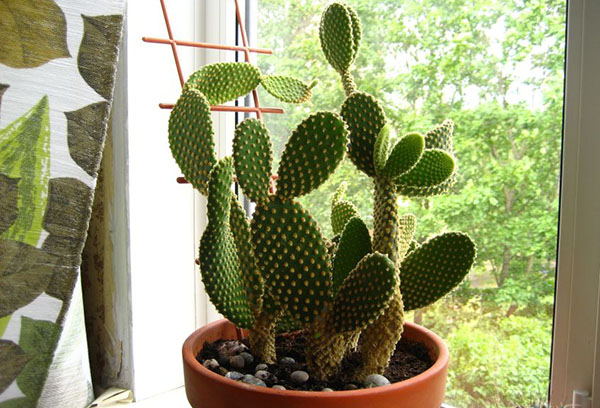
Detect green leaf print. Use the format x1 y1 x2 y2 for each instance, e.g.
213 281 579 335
0 96 51 246
0 0 70 68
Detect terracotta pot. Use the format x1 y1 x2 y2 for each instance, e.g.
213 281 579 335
182 319 449 408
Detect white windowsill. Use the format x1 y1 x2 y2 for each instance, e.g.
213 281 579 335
131 387 189 407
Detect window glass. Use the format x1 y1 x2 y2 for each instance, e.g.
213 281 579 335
257 1 565 406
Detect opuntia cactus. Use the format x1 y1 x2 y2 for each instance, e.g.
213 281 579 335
320 2 476 379
165 2 476 385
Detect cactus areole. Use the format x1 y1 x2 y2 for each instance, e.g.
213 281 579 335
168 2 476 405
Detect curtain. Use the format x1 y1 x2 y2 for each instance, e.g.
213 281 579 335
0 0 125 406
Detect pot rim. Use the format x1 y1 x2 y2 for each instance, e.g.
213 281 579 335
182 319 448 398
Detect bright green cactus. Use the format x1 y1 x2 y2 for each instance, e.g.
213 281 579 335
276 111 347 199
330 182 359 235
261 76 317 104
165 0 477 387
340 91 387 177
332 216 372 294
320 2 476 380
233 118 273 205
185 62 261 105
168 88 216 195
168 60 396 378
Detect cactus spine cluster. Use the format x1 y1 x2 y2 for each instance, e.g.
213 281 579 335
167 2 476 384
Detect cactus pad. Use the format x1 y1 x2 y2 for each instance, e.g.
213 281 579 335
199 158 253 328
340 92 386 177
185 62 261 105
346 4 362 60
332 252 396 333
331 200 359 236
319 3 358 73
230 197 263 308
332 216 372 294
277 112 347 199
332 181 348 205
425 119 454 153
261 75 317 104
373 125 392 176
233 118 273 204
382 133 425 179
251 197 331 324
276 311 303 333
168 88 216 195
206 157 234 224
397 214 416 262
401 232 476 311
395 149 455 191
331 182 360 235
397 172 458 197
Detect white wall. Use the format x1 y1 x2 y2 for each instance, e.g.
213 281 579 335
124 0 197 401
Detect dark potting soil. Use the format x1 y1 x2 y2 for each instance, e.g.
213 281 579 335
197 331 433 392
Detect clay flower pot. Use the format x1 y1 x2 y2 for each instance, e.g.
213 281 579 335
182 319 449 408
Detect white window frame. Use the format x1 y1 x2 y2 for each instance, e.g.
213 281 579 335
550 0 600 406
110 0 600 405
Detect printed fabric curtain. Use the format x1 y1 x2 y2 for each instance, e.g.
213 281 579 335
0 0 125 407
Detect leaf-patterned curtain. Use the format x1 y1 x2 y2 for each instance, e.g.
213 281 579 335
0 0 125 406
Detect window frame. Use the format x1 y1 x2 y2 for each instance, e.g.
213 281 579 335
550 0 600 405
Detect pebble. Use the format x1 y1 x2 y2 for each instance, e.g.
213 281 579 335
364 374 390 388
321 388 334 392
231 344 248 354
241 374 266 387
344 384 358 390
280 357 295 365
225 371 244 381
218 341 247 360
217 367 229 376
229 355 245 369
202 359 219 370
239 352 254 365
290 370 309 385
271 385 286 390
255 363 269 372
254 370 271 381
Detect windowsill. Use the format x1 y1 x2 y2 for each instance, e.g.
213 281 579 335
131 387 189 407
127 386 456 408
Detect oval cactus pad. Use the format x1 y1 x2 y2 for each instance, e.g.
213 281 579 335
233 118 273 204
261 75 317 104
277 112 347 199
400 232 476 311
319 2 360 73
185 62 261 105
199 158 254 328
168 88 216 195
332 252 396 333
340 92 386 177
251 197 331 325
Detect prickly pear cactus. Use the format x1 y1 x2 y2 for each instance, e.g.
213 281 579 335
168 88 216 195
319 1 476 380
261 76 317 104
164 1 477 387
330 182 359 235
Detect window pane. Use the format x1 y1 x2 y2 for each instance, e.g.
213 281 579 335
258 1 565 407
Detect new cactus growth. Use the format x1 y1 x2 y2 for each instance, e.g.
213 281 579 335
167 2 476 385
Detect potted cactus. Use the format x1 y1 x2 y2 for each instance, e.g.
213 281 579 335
169 3 476 408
